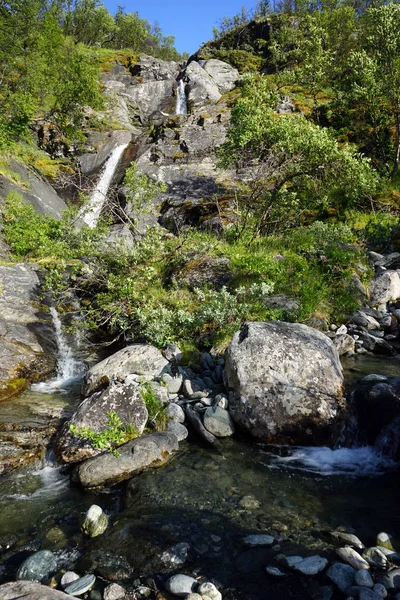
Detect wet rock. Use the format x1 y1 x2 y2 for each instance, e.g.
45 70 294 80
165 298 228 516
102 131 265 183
363 547 388 569
83 344 171 396
330 531 365 551
378 568 400 590
0 534 18 553
373 583 388 598
161 542 190 568
0 581 72 599
337 547 370 570
60 572 79 589
243 534 274 547
355 570 374 588
79 130 131 175
293 555 328 575
327 563 357 593
266 566 286 576
283 556 303 568
166 402 185 423
239 495 260 509
203 406 235 438
64 573 96 596
161 373 183 394
358 589 384 600
197 581 222 600
103 583 126 600
82 504 108 538
56 382 148 463
332 334 356 356
165 573 197 596
166 421 188 441
16 549 57 582
184 404 219 447
74 431 179 489
377 532 395 551
224 321 344 444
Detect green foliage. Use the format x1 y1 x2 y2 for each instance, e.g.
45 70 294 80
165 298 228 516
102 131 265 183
139 382 168 431
69 411 139 456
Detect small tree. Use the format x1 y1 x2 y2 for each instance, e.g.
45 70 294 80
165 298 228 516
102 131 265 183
218 74 379 235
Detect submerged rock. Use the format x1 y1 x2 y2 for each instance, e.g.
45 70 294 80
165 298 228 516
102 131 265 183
16 549 57 582
224 321 344 444
203 406 235 438
63 573 96 596
326 563 357 593
81 504 108 538
293 555 328 575
165 573 197 596
243 534 274 547
74 431 179 489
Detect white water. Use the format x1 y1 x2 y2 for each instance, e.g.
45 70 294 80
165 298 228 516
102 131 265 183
31 307 84 394
79 143 129 228
263 445 397 476
176 79 188 115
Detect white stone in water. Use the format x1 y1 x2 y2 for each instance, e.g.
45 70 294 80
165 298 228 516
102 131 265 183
197 582 222 600
337 547 370 570
363 547 388 569
81 504 108 538
61 571 80 589
355 570 374 588
266 566 286 576
294 556 328 575
64 573 96 596
243 534 274 547
165 574 197 597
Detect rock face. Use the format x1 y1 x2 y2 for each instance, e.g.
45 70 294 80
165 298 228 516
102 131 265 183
74 431 179 488
0 264 55 402
224 321 344 444
0 581 73 599
83 344 171 396
369 270 400 305
79 130 132 176
55 382 148 463
0 158 67 219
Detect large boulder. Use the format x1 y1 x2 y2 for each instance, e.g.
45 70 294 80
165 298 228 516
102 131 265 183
369 270 400 305
73 431 179 489
55 382 148 464
224 322 344 444
0 582 73 599
203 59 240 93
83 344 171 396
185 61 221 108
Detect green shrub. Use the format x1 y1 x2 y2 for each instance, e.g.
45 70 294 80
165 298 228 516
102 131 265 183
69 411 139 456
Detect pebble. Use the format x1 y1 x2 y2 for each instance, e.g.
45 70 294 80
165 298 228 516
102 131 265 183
283 556 303 568
165 403 185 423
81 505 108 538
103 583 126 600
239 495 260 509
294 556 328 575
363 547 388 569
326 563 356 593
330 531 365 550
355 570 374 588
377 533 395 551
165 574 197 597
61 572 80 589
337 547 370 570
161 542 190 567
197 581 222 600
373 583 388 598
64 573 96 596
243 534 274 547
266 566 286 576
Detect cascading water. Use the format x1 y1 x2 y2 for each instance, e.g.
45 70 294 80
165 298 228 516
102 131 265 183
176 79 188 115
31 307 85 394
79 143 129 228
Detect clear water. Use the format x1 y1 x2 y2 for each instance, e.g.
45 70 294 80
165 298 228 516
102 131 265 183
176 79 188 115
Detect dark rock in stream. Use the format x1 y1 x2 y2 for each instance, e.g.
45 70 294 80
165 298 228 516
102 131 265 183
16 549 57 582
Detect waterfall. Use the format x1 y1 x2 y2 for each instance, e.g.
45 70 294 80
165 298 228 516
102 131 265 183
176 79 188 115
79 143 129 228
31 307 84 394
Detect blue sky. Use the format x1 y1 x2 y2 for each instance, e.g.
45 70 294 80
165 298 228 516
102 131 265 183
103 0 256 55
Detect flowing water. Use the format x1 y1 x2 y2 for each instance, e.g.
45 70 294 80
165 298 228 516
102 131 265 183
0 326 399 598
176 79 188 115
79 143 129 228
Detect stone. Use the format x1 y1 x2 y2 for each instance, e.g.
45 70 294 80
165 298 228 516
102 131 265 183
83 344 171 396
186 595 202 600
337 547 370 570
373 583 388 598
294 556 328 575
185 61 221 108
64 573 96 596
60 572 80 589
75 431 179 489
378 568 400 590
203 406 235 438
332 334 356 356
326 563 357 593
263 294 300 314
56 382 148 464
79 130 131 175
355 570 374 588
376 532 395 551
82 505 108 537
336 325 348 335
243 534 274 547
216 396 228 409
0 582 73 599
370 271 400 306
239 495 260 509
162 343 183 363
165 574 197 597
103 583 126 600
161 373 183 394
166 402 185 423
283 556 303 568
363 547 388 569
359 589 383 600
330 531 365 551
362 375 388 383
224 321 344 444
266 566 286 576
161 542 190 567
197 581 222 600
203 59 239 93
16 550 57 582
166 421 188 441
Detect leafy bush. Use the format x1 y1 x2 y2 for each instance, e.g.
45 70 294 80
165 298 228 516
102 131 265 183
69 411 139 456
139 382 168 431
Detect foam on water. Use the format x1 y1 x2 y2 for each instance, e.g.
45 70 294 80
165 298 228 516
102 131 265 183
263 445 397 476
176 79 187 115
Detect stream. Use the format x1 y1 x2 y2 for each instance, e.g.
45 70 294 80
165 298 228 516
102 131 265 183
0 332 399 598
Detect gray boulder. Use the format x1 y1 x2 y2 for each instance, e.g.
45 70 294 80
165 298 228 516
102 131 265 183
185 61 221 108
224 322 344 444
83 344 171 396
203 59 239 93
56 382 148 464
165 574 198 596
130 55 179 82
326 563 357 592
332 334 356 356
203 406 235 437
337 547 370 570
16 550 57 582
74 431 179 488
370 271 400 305
293 556 328 575
0 582 73 599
